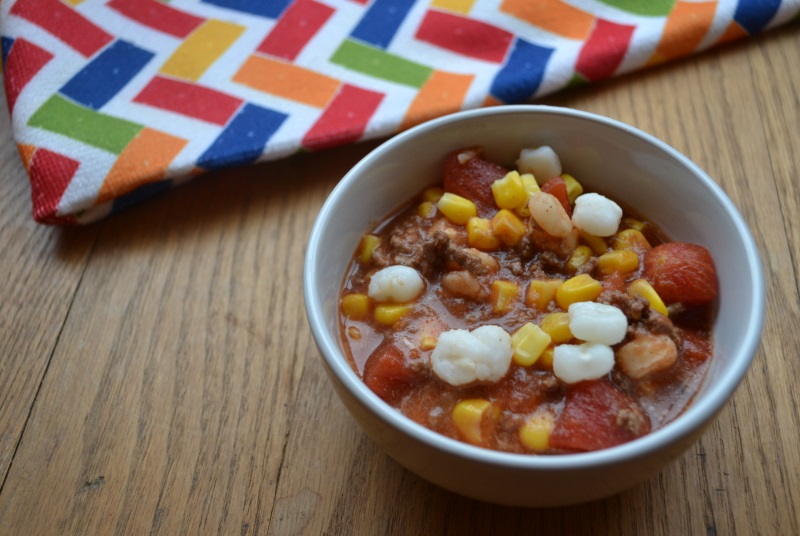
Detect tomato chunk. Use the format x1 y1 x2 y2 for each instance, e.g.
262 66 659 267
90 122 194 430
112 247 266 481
643 243 718 305
443 147 508 215
550 380 651 452
362 340 420 405
541 177 571 216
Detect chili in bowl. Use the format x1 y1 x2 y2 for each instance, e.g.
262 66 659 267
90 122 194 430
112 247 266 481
303 106 764 507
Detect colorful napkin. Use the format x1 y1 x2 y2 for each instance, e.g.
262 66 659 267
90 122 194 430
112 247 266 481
2 0 798 224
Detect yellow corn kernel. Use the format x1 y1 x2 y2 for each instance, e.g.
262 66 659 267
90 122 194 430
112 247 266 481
374 304 412 325
537 346 555 370
491 280 520 313
491 209 527 246
519 413 554 452
417 201 436 218
515 174 540 217
453 399 492 444
341 293 369 319
597 249 639 275
622 217 646 231
437 192 477 225
511 323 552 366
556 274 602 310
561 173 583 204
526 279 561 311
422 186 444 203
565 245 594 273
540 312 573 343
628 278 669 316
491 171 528 210
467 217 501 251
612 228 652 252
419 334 438 350
579 230 608 255
359 234 380 264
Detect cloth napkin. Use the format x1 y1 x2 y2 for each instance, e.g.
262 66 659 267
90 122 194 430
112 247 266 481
2 0 798 225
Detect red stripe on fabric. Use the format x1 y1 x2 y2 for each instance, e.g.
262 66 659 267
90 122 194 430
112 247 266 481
107 0 205 38
4 38 54 112
10 0 113 57
134 75 243 126
415 9 513 63
28 148 80 224
257 0 334 61
302 84 383 151
575 19 636 81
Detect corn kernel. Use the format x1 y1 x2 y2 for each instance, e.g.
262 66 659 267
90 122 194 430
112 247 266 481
622 217 646 231
437 193 477 225
526 279 561 310
422 186 444 203
540 312 573 343
519 413 554 452
467 217 501 251
561 173 583 204
612 228 652 253
359 234 380 264
565 245 594 273
579 230 608 255
556 274 602 310
453 399 492 444
374 303 412 325
491 209 527 246
491 280 520 313
419 335 438 350
341 293 369 319
515 174 540 217
537 346 555 369
597 249 639 275
628 278 669 316
417 201 436 218
491 171 528 210
511 323 552 366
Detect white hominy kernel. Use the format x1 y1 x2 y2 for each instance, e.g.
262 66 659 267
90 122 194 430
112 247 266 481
553 343 615 384
431 325 512 386
568 301 628 345
572 193 623 237
516 146 562 182
368 265 424 303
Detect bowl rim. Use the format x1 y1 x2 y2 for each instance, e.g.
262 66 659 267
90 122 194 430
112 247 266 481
303 104 765 470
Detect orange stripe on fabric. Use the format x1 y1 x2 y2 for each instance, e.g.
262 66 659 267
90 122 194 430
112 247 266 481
97 128 187 204
431 0 476 15
160 19 245 81
401 70 473 130
655 1 718 61
17 144 36 172
716 20 748 45
234 54 340 108
500 0 595 40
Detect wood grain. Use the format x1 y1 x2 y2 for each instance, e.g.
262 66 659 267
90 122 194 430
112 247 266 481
0 21 799 535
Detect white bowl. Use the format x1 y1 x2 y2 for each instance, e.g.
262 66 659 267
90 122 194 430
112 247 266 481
303 105 764 507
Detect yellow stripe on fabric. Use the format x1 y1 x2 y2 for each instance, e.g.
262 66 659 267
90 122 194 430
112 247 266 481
500 0 595 40
431 0 476 15
160 19 245 81
233 54 340 108
401 70 473 130
97 128 187 204
64 0 86 5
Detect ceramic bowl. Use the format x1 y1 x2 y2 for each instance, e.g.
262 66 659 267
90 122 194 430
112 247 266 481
303 105 764 507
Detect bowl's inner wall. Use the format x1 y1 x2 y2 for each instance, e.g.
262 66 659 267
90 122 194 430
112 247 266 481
312 109 757 421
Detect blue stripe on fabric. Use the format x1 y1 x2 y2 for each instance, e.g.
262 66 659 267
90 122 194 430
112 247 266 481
201 0 290 18
490 39 554 104
733 0 781 34
198 103 287 171
59 40 154 110
1 37 14 66
350 0 416 49
110 179 172 215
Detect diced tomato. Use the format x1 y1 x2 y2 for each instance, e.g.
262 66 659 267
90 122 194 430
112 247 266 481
549 380 651 452
443 147 508 215
362 340 420 405
601 271 626 294
643 243 718 306
681 330 713 362
541 177 571 216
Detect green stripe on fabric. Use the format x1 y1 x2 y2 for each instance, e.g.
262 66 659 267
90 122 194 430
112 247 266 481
568 73 588 88
596 0 674 16
331 39 433 88
28 94 143 154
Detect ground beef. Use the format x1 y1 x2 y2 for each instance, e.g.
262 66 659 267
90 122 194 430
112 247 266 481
599 291 649 321
575 256 598 276
372 226 485 278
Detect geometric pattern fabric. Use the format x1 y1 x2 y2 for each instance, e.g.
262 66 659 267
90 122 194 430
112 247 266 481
2 0 798 224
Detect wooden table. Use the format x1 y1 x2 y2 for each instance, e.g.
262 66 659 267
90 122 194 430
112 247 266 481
2 22 799 535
